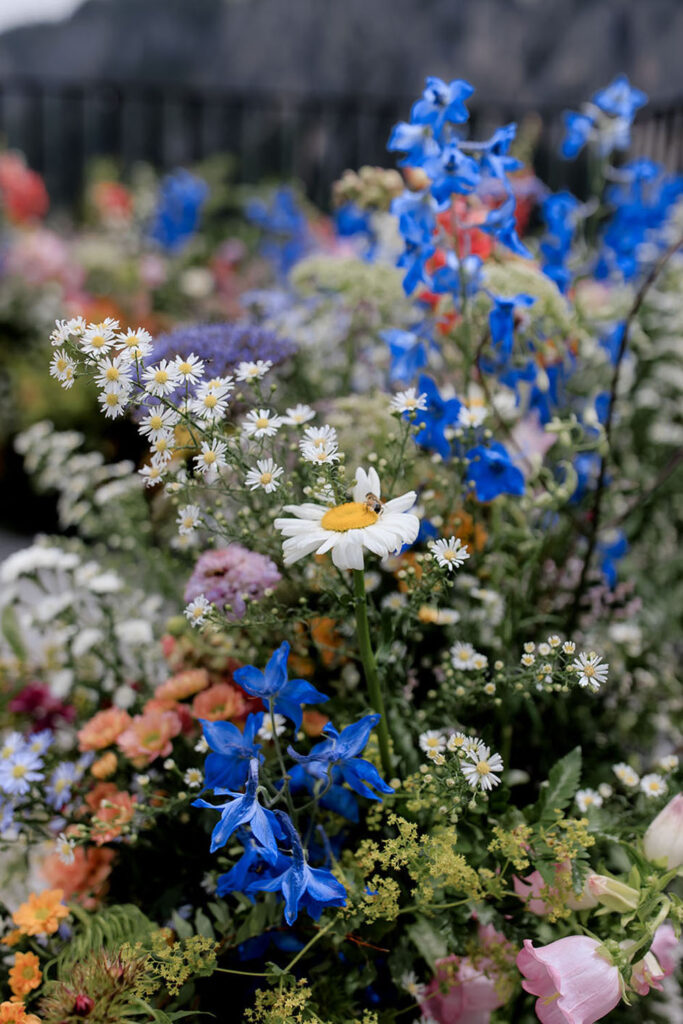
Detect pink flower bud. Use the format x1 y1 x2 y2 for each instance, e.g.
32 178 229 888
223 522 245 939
643 794 683 868
517 936 622 1023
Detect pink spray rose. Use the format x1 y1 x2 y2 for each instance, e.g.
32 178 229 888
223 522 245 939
517 936 622 1023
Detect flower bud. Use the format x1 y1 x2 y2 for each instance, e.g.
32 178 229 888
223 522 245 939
643 794 683 868
587 874 640 912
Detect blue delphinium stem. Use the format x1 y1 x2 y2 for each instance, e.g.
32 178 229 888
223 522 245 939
352 569 392 777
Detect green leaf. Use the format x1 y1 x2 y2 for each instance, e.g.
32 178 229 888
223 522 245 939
1 605 25 660
535 747 582 822
171 910 193 940
408 916 449 968
194 908 214 939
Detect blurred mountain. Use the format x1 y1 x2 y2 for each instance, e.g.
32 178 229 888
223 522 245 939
0 0 680 105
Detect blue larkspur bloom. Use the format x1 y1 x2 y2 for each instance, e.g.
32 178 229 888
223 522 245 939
245 812 346 924
597 530 628 589
479 123 522 181
424 143 480 204
285 764 360 822
233 642 328 731
593 75 647 121
193 759 282 859
480 194 531 258
431 252 483 303
381 329 429 383
466 442 525 501
410 77 474 137
201 712 263 791
246 187 312 275
216 834 281 897
391 189 439 242
561 111 595 159
414 375 461 460
149 169 209 252
288 714 394 802
487 293 536 366
540 191 580 292
387 122 440 167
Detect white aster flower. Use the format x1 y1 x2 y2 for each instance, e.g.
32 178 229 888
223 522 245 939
177 504 202 535
195 439 228 481
94 354 133 391
150 432 176 464
381 592 407 611
451 642 477 670
390 388 428 414
302 424 337 448
258 714 287 741
640 773 667 798
139 405 180 440
49 349 77 385
446 732 468 754
282 404 315 426
195 736 209 754
572 651 608 691
299 439 341 464
401 972 425 998
98 387 129 419
50 316 86 346
429 536 470 571
191 383 230 422
117 327 153 361
183 767 204 788
598 783 613 799
471 653 488 671
243 408 283 439
135 774 150 787
575 788 603 812
236 359 273 382
538 642 551 657
143 359 181 397
139 463 166 487
55 832 75 865
613 762 639 787
521 653 535 667
562 640 576 654
174 353 205 385
656 754 679 772
548 634 562 648
274 466 419 571
419 730 446 755
457 405 487 428
245 458 284 493
524 642 536 653
80 319 119 356
185 595 211 626
461 744 504 791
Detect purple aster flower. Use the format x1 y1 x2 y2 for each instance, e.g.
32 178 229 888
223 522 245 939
184 544 281 621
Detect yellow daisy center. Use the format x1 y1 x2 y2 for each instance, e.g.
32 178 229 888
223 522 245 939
91 335 106 348
178 362 192 375
105 393 120 406
321 502 378 532
149 415 163 430
260 472 273 485
476 761 490 775
105 367 120 381
204 395 217 408
255 416 270 429
12 764 27 779
203 451 217 464
56 358 68 372
154 370 169 384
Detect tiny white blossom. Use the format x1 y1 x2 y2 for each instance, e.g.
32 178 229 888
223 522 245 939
598 783 613 799
299 439 341 464
302 424 337 448
177 504 202 535
191 382 231 422
656 754 679 773
547 634 562 648
135 774 150 787
613 762 639 787
243 408 283 438
150 432 176 465
461 744 504 791
236 359 273 382
471 653 488 671
258 714 287 741
521 653 536 667
98 386 129 419
184 767 204 788
195 736 209 754
562 640 576 654
446 732 468 754
117 327 153 361
390 388 428 414
55 832 75 865
575 788 603 812
572 652 608 691
401 972 425 998
457 405 487 428
282 404 315 425
419 730 446 755
381 592 407 611
429 537 470 571
139 462 166 487
538 642 551 657
451 642 477 670
640 773 667 798
139 405 180 440
195 439 228 481
245 458 284 493
50 316 86 346
49 349 77 385
185 595 210 626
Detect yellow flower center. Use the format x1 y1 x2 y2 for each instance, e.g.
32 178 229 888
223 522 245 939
583 664 595 676
105 367 119 381
260 472 273 485
11 764 27 779
476 761 490 775
255 416 270 429
321 502 378 532
178 361 192 374
204 394 217 408
154 370 169 384
56 358 68 372
125 335 140 347
91 335 105 348
203 451 217 464
105 393 120 406
149 415 163 430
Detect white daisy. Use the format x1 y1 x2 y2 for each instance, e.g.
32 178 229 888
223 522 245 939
177 504 202 535
613 762 639 787
381 592 407 611
390 388 428 414
461 744 504 791
149 432 176 464
446 732 468 754
401 971 425 998
245 458 284 493
236 359 273 382
457 405 487 428
257 714 287 741
302 424 337 448
195 736 209 754
471 653 488 671
537 642 551 657
419 730 446 755
80 319 119 356
640 774 667 799
656 754 679 773
521 653 535 667
50 316 86 346
143 360 180 397
562 640 576 654
274 467 418 571
183 767 204 788
191 383 230 422
429 536 470 571
282 404 315 426
55 832 75 865
139 406 179 440
575 788 603 812
547 635 562 648
94 354 134 392
451 642 477 670
174 353 205 385
195 439 228 481
139 463 166 487
572 652 609 691
117 327 153 361
598 783 613 799
300 439 341 465
49 349 76 385
185 595 211 626
98 387 129 419
243 408 283 439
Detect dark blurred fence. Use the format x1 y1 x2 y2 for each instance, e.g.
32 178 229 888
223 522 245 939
1 77 683 208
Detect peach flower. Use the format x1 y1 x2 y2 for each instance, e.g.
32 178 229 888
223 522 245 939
42 844 115 910
116 709 182 766
78 708 132 752
155 668 209 703
91 751 118 779
191 683 248 722
85 783 136 845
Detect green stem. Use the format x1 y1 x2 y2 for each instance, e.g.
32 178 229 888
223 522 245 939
352 569 392 777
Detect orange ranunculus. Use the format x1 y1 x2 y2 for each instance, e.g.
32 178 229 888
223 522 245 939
310 617 345 668
155 668 209 703
116 709 181 766
91 751 118 779
85 783 136 845
447 508 488 553
9 951 41 999
0 1001 41 1024
302 711 330 737
77 707 132 752
191 683 248 722
42 844 115 911
13 889 69 936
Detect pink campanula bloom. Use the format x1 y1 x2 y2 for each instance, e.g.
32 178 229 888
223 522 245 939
643 794 683 869
517 936 622 1023
513 863 597 916
629 923 679 996
419 925 516 1023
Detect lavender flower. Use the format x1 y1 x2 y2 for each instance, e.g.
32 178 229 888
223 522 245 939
184 545 281 620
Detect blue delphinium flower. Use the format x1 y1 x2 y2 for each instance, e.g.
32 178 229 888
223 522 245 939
488 293 536 365
46 762 78 809
466 442 525 501
245 812 347 924
480 194 531 258
414 375 462 459
245 187 312 275
380 329 429 383
387 122 440 167
593 75 647 121
0 747 44 797
410 77 474 137
334 203 376 260
288 714 394 801
540 191 580 293
149 169 209 252
233 642 328 731
285 764 360 822
431 252 483 304
561 111 595 159
395 217 435 295
528 363 568 426
193 759 282 859
597 530 628 588
216 834 283 897
201 712 263 791
425 143 480 204
479 123 522 181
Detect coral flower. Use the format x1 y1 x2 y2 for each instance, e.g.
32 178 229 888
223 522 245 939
116 709 182 766
13 889 69 936
85 783 136 845
91 751 118 779
77 708 132 752
42 845 115 910
9 951 41 999
0 1002 41 1024
517 936 622 1024
192 683 248 722
155 668 209 703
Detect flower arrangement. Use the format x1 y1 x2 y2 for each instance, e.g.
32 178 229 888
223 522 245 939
0 73 680 1023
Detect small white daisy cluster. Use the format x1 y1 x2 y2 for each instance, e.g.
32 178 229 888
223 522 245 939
429 536 470 572
450 641 488 672
611 755 676 799
418 729 504 792
517 637 608 694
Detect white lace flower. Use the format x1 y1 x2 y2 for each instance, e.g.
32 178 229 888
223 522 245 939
274 466 419 571
461 744 503 791
183 767 204 788
245 458 284 493
429 536 470 571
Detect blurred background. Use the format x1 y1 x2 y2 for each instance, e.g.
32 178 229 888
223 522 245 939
1 0 682 555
